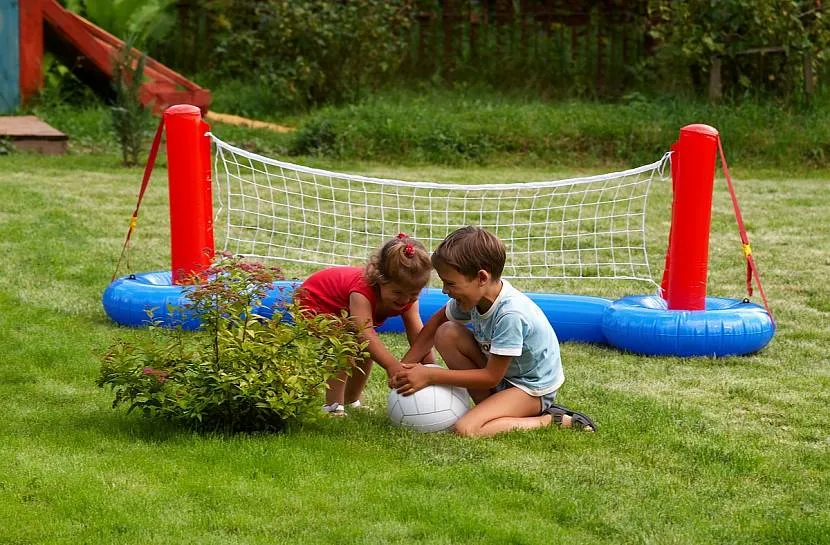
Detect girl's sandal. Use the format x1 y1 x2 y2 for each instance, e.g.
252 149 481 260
322 403 346 417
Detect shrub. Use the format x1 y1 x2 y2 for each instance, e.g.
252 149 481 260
212 0 414 111
97 255 367 432
111 36 151 166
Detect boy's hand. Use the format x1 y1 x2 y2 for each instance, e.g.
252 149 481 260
394 363 431 396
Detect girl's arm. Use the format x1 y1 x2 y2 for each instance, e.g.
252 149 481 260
399 302 436 365
349 292 402 377
395 354 511 396
400 306 449 364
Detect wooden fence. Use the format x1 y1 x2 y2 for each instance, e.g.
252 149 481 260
404 1 651 96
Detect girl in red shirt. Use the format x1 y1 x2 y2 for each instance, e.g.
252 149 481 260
298 234 434 415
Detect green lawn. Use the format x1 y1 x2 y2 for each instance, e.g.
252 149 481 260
0 151 827 544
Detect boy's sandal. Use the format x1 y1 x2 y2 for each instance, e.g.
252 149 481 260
545 404 596 432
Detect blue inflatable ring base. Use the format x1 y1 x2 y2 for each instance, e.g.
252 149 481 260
601 295 775 357
102 272 610 343
104 273 775 358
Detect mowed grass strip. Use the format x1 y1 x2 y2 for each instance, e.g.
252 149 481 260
0 152 827 544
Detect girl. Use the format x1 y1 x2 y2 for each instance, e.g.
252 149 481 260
297 233 434 416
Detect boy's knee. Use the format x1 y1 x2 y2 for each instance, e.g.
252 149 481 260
435 321 466 349
453 415 482 437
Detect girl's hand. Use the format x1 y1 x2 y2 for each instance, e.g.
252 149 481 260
394 363 431 396
385 362 404 388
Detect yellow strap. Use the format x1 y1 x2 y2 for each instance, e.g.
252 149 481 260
742 243 752 258
129 215 138 230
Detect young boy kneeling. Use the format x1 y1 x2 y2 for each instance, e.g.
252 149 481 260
392 226 595 437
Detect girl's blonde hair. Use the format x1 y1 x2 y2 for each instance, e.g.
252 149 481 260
365 233 432 288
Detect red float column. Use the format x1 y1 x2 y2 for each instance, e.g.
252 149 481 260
663 124 719 310
164 104 214 284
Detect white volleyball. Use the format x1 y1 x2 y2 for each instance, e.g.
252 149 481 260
387 365 471 432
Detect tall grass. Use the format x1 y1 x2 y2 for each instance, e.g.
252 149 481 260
287 88 830 169
25 87 830 173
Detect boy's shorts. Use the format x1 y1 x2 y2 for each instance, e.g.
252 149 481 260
494 380 558 414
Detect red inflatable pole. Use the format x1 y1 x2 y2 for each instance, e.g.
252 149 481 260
163 105 214 284
662 124 719 310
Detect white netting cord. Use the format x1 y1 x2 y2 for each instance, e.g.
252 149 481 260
212 135 669 283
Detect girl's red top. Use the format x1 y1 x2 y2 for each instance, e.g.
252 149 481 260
297 266 412 327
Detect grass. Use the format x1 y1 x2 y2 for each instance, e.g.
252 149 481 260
0 141 828 544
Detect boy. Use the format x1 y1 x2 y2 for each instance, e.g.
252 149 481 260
391 226 595 437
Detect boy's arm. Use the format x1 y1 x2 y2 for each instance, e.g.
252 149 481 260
395 354 511 395
400 302 436 364
349 292 402 377
400 306 449 364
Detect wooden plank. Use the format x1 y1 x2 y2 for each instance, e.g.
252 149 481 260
12 139 67 154
0 115 68 139
0 115 67 155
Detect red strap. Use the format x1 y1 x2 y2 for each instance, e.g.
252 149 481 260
112 118 165 281
717 136 775 325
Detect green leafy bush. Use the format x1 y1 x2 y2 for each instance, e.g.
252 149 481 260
212 0 414 111
646 0 830 98
98 255 367 432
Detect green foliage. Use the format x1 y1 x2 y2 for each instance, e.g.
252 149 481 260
286 88 830 168
212 0 415 111
0 138 13 156
97 255 367 432
110 37 150 166
33 53 102 108
27 84 830 170
646 0 830 97
65 0 176 48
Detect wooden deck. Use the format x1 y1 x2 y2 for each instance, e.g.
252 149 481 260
0 115 68 154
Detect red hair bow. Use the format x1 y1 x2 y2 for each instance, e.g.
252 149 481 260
396 232 408 239
404 243 414 257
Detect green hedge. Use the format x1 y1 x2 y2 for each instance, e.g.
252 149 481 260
287 90 830 169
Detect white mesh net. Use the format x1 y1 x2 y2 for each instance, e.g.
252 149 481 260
211 135 670 284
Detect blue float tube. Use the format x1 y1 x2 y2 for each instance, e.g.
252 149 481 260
103 273 774 357
601 295 775 357
103 272 201 329
103 272 303 330
103 271 609 342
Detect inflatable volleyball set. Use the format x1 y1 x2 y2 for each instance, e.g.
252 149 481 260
103 105 775 357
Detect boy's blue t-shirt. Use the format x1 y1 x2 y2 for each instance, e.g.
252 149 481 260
445 279 564 396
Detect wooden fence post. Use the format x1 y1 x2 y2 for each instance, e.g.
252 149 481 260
709 56 722 101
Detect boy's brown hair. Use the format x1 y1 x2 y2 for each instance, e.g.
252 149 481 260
365 234 432 288
431 226 506 279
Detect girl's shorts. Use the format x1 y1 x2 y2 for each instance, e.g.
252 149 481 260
494 380 558 414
